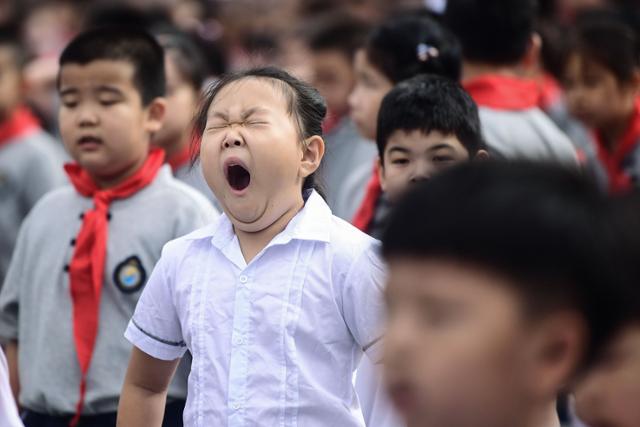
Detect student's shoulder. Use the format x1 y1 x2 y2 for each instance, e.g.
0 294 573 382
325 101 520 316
157 221 219 264
19 185 80 230
147 167 218 214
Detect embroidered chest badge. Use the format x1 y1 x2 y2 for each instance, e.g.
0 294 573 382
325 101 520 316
113 256 147 293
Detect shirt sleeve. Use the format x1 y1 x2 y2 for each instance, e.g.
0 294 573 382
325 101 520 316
342 241 387 363
0 348 23 427
124 242 187 361
0 219 30 343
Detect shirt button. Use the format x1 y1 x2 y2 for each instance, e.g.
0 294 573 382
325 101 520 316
232 403 241 410
234 337 244 345
239 275 248 284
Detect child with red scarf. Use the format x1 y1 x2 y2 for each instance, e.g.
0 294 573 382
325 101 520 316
0 30 66 289
563 13 640 193
444 0 579 165
0 28 216 427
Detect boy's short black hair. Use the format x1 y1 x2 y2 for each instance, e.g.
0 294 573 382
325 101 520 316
58 27 165 105
444 0 537 65
365 14 462 83
376 74 484 161
304 12 370 60
607 193 640 327
383 161 623 373
567 11 639 84
0 27 24 69
155 28 208 91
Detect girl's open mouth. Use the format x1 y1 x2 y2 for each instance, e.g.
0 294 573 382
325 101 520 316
225 161 251 192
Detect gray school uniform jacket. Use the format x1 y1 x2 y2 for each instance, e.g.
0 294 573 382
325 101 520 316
0 165 217 415
0 130 66 288
478 107 579 166
319 118 377 220
174 160 222 212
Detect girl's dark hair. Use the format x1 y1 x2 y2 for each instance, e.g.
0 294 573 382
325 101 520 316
570 11 639 84
365 14 462 83
192 66 327 195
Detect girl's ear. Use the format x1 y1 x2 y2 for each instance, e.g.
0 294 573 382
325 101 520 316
300 135 325 178
144 97 167 134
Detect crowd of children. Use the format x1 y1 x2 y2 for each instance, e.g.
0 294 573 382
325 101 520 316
0 0 638 427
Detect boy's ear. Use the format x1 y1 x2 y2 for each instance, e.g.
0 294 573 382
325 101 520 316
144 97 167 134
378 157 387 193
299 135 325 178
523 310 586 398
522 33 542 71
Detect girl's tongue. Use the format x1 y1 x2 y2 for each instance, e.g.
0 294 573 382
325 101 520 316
227 163 251 191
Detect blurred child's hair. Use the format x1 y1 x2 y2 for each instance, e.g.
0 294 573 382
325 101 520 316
607 193 640 327
383 161 624 373
568 12 639 84
364 14 462 83
444 0 536 66
58 27 166 106
156 29 208 91
304 12 370 60
376 74 484 160
193 66 326 195
0 27 24 69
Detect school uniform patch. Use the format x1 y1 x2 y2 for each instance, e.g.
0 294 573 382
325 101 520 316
113 256 147 293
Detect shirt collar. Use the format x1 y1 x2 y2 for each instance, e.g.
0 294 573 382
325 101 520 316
186 190 333 250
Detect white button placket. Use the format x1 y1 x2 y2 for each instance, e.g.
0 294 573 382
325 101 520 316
227 270 252 425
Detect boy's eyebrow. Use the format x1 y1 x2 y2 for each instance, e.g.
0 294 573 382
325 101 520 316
59 87 78 97
387 146 411 155
428 143 457 152
95 85 125 96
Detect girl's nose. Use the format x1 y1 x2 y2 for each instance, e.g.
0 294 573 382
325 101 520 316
77 108 99 127
223 136 244 148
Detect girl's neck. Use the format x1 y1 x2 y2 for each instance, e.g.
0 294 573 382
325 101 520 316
599 105 636 152
235 196 305 264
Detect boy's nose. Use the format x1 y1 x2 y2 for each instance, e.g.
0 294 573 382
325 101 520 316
76 109 99 127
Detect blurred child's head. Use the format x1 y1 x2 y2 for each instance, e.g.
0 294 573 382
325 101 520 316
57 27 166 187
444 0 538 68
574 193 640 427
0 29 24 121
348 14 461 140
382 161 620 427
563 15 640 131
305 12 369 119
153 29 207 153
193 67 325 234
376 74 487 202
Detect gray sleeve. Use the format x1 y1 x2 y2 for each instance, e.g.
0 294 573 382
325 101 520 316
0 219 30 343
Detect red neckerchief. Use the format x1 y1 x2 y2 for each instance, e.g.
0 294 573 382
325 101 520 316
463 74 541 110
167 145 191 173
594 97 640 193
352 161 382 232
63 148 165 426
0 107 40 147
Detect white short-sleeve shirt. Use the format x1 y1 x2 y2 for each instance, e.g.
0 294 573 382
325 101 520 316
125 190 386 427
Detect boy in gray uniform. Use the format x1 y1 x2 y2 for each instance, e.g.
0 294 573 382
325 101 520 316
0 31 66 288
0 28 217 427
445 0 579 166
